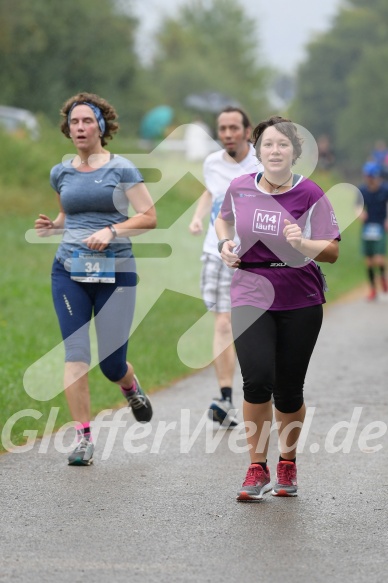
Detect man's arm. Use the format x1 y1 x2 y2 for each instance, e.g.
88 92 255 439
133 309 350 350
189 190 212 235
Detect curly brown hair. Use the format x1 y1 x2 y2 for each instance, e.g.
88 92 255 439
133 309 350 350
252 115 303 164
59 92 119 146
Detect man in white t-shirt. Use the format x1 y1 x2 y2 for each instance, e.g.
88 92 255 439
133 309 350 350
189 107 262 425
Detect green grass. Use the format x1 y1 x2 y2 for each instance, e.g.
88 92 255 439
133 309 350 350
311 169 366 301
0 129 367 451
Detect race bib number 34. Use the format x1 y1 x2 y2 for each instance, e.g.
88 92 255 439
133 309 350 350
71 250 115 283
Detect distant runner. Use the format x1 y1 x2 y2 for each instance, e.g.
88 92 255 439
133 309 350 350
189 107 262 427
356 161 388 301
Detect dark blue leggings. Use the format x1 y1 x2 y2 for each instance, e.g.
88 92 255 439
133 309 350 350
51 258 137 382
232 305 323 413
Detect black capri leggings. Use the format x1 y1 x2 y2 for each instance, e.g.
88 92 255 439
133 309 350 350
231 304 323 413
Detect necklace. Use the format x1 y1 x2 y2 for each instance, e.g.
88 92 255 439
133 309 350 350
79 151 106 165
264 172 293 193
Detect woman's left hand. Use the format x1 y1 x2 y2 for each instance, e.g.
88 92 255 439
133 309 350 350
83 227 114 251
283 219 303 250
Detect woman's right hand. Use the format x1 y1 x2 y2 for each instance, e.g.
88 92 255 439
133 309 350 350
220 240 240 268
35 214 55 237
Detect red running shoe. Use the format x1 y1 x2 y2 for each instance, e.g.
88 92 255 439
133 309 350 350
272 461 298 497
237 464 272 502
366 288 377 301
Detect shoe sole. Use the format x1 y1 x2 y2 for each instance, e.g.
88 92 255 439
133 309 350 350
271 488 297 497
68 457 94 466
237 492 265 502
237 484 272 502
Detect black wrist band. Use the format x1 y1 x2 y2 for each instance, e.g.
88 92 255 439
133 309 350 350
108 225 117 239
217 238 230 253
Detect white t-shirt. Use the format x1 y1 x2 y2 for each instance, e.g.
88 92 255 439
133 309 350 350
202 143 261 256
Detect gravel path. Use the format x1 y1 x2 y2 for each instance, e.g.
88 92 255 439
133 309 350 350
1 294 387 582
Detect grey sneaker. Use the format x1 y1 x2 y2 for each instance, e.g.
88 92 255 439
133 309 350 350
68 437 94 466
237 464 272 502
208 398 238 427
272 461 298 496
125 375 153 423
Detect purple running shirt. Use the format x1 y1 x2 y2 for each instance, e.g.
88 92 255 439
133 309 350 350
220 173 341 310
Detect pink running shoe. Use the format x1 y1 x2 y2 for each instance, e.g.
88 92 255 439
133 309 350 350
237 464 272 502
272 461 298 497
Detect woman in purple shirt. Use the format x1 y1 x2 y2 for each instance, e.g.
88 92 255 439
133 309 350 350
215 116 340 501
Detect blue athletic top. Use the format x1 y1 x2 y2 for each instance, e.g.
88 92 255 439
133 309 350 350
357 183 388 225
50 154 144 262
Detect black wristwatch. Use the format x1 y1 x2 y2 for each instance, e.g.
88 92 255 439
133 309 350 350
108 225 117 239
217 238 230 253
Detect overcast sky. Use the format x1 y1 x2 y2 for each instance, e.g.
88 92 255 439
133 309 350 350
133 0 344 72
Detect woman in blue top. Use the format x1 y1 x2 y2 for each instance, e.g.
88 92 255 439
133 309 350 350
35 92 157 466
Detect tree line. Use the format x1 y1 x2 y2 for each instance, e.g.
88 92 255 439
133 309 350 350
291 0 388 170
0 0 269 136
2 0 383 169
